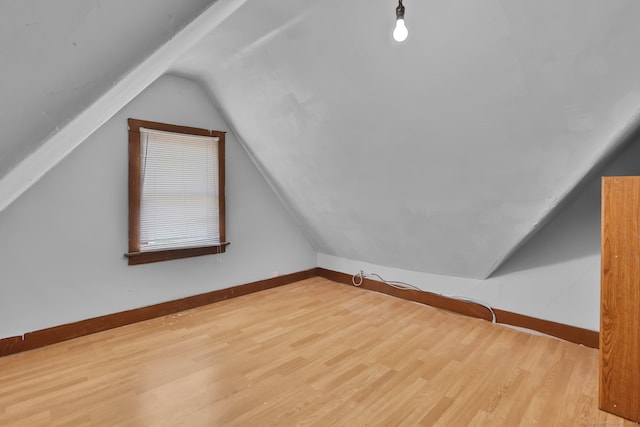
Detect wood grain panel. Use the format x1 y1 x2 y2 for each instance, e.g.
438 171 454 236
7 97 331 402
0 278 624 426
600 176 640 422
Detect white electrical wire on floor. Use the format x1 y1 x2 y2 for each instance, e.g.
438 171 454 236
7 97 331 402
352 270 497 323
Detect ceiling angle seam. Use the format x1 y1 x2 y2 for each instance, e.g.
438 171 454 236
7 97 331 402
0 0 249 215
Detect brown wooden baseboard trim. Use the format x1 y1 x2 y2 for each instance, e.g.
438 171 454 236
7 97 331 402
0 268 599 357
316 268 600 349
0 269 316 358
315 268 494 321
493 309 599 349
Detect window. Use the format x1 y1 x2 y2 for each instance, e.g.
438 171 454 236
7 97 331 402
125 118 228 265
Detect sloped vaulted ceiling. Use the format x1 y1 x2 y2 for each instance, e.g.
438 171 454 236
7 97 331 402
3 0 640 279
0 0 218 176
171 0 640 278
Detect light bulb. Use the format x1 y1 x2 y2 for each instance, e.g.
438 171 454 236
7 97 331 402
393 0 408 42
393 18 408 42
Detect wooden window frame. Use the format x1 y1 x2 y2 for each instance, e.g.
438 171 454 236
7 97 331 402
125 118 228 265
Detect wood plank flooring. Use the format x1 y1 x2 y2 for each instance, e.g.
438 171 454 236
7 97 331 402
0 277 627 426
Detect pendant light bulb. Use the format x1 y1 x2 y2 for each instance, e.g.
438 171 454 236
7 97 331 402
393 0 408 42
393 19 408 42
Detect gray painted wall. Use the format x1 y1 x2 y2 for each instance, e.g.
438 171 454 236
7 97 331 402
5 2 640 282
1 72 638 338
320 133 640 331
0 75 316 339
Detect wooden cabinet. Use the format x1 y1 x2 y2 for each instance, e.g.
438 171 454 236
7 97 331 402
600 176 640 422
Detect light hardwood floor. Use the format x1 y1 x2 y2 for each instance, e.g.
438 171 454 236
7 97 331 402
0 278 628 426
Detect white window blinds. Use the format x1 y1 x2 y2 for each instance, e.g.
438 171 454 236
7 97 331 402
139 127 220 252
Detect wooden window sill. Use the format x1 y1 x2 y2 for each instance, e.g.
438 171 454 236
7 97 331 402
125 243 230 265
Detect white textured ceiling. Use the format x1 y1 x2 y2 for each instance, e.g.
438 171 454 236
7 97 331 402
0 0 217 175
3 0 640 278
